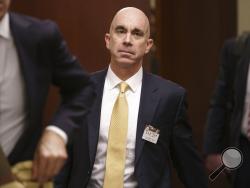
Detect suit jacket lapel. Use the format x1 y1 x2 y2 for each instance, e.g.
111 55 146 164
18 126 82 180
135 72 159 165
88 70 107 166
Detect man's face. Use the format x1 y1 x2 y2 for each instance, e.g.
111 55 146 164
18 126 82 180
105 8 153 68
0 0 10 20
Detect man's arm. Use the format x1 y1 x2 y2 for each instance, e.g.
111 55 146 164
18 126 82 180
203 39 238 171
32 21 95 183
33 130 68 183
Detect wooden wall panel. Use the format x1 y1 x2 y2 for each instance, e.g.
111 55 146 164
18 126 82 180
156 0 236 187
157 0 236 147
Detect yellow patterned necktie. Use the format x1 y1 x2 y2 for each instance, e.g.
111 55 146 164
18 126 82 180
103 82 129 188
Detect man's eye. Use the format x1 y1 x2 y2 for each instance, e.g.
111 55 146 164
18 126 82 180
133 32 143 37
117 29 125 33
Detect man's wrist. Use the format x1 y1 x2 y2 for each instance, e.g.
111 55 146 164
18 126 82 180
45 126 68 144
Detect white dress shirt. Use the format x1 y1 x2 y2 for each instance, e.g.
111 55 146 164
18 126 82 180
0 13 27 155
0 13 67 156
87 66 142 188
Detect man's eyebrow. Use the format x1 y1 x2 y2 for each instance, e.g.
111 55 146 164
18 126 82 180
132 28 145 35
115 25 126 30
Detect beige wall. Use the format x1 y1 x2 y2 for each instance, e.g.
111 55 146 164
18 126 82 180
237 0 250 35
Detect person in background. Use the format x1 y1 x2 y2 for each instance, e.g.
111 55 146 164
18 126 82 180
204 34 250 187
0 0 94 186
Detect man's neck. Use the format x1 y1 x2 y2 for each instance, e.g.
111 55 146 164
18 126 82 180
110 62 142 81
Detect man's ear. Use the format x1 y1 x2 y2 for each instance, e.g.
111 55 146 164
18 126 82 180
105 33 111 50
145 38 154 54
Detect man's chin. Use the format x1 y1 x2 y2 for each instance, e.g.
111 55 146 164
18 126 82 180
116 62 142 72
118 61 136 68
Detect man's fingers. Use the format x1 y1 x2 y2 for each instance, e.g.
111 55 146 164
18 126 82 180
35 143 50 183
51 151 68 177
32 130 67 183
46 148 68 178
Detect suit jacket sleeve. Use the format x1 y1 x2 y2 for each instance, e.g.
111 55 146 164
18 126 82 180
203 39 238 154
43 21 95 142
170 93 208 188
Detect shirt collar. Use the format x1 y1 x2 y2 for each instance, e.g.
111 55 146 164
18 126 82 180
0 13 11 39
106 65 143 93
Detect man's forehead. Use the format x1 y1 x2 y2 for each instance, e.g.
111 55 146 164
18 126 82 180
115 10 147 24
109 7 150 36
111 15 148 31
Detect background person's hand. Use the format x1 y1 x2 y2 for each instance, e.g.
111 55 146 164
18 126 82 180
32 130 68 184
205 154 222 173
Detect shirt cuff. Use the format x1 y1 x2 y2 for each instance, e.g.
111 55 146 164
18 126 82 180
46 126 68 144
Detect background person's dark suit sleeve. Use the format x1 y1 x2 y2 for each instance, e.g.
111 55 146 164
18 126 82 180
8 13 95 164
203 39 238 154
38 20 94 140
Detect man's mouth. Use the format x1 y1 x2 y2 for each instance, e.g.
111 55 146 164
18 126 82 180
118 50 135 55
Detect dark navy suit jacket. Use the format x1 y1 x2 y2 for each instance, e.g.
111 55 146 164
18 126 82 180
56 69 207 188
7 12 93 165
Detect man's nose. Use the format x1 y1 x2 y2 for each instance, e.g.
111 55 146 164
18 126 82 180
123 33 132 45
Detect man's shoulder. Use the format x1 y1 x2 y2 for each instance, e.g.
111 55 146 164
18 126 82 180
145 72 185 94
10 12 58 32
90 69 107 80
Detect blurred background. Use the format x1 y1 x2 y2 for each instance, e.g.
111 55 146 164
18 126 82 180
11 0 250 187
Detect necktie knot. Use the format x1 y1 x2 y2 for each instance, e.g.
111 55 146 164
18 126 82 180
119 82 129 93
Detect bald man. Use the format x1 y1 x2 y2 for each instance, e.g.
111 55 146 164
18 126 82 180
55 7 208 188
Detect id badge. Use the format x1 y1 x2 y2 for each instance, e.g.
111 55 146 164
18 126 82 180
142 125 160 144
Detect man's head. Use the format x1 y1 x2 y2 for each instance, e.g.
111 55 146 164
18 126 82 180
105 7 153 71
0 0 10 20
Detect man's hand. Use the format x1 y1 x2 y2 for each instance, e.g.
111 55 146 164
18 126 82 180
205 154 222 173
32 130 68 184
